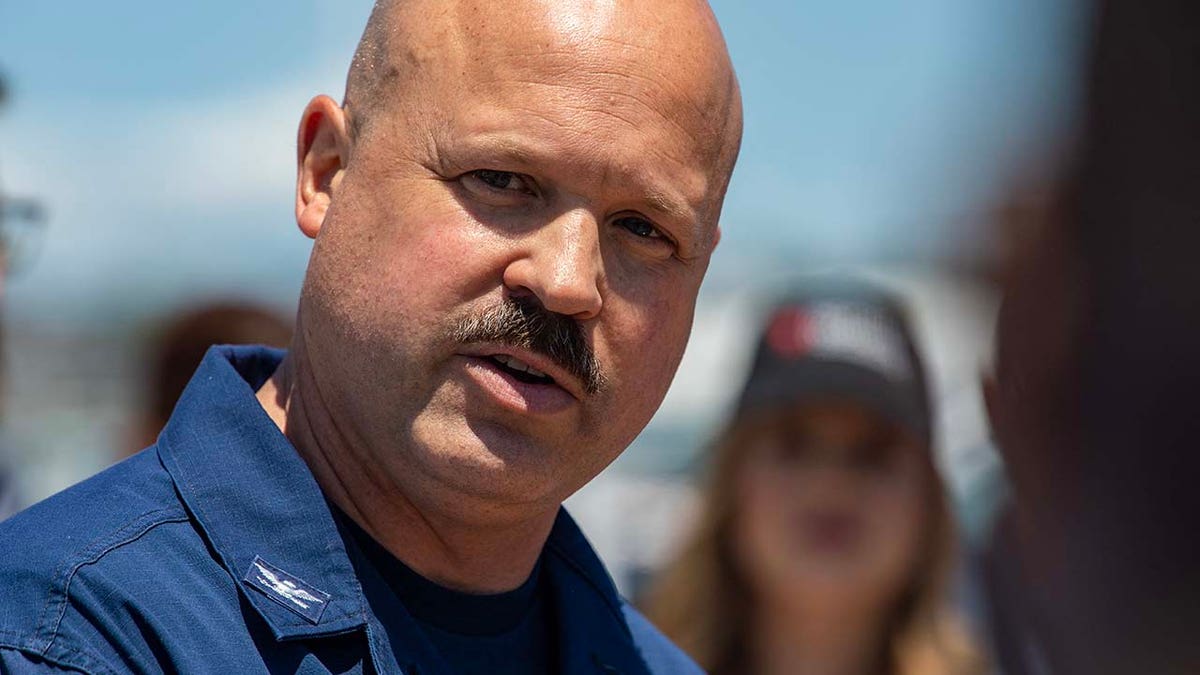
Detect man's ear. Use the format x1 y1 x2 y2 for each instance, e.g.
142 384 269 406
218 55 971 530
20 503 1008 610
296 95 351 240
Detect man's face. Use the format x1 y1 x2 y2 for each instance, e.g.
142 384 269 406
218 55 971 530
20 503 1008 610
296 2 739 512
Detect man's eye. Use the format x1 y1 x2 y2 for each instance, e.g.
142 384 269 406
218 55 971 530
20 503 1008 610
468 169 533 194
615 216 664 239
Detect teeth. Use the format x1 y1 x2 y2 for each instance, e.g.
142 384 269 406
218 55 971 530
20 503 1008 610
492 354 549 380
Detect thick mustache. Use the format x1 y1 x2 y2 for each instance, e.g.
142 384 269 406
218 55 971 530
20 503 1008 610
450 296 607 395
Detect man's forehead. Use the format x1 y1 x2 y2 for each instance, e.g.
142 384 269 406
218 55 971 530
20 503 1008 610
353 0 740 232
410 7 736 157
400 0 733 113
539 0 621 40
443 0 719 44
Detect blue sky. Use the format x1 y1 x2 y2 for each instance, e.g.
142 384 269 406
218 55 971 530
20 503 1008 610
0 0 1084 327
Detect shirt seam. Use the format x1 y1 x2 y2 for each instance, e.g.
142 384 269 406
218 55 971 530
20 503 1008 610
31 507 189 658
1 626 115 673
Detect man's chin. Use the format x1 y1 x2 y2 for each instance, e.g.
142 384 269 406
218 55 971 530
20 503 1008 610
411 422 572 506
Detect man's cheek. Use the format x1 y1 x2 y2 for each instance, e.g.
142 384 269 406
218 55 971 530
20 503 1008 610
414 222 504 276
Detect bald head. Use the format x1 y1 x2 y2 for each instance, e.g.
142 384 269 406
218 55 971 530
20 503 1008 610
289 0 745 574
343 0 742 190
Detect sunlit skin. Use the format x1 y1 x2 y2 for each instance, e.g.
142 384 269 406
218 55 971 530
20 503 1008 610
733 401 932 675
256 0 742 594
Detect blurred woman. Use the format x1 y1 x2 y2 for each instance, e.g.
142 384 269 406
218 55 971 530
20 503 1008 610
646 286 984 675
127 301 293 455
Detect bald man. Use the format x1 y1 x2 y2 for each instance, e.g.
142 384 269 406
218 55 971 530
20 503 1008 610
0 0 742 672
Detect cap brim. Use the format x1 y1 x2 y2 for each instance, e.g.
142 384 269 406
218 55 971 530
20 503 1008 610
736 359 929 441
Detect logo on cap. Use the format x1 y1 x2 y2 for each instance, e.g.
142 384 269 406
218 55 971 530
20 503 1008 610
764 302 914 383
766 306 813 360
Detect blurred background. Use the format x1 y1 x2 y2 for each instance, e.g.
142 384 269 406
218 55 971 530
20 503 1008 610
0 0 1087 596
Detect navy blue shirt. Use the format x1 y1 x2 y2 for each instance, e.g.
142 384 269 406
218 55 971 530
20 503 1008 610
0 346 700 674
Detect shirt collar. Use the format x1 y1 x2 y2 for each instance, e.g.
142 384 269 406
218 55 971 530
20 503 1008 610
544 511 654 675
158 345 653 672
157 345 368 642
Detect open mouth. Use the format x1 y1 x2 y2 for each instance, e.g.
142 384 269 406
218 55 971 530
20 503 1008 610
486 353 558 387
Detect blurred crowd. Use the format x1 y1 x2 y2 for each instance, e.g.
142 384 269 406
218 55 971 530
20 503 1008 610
1 0 1198 672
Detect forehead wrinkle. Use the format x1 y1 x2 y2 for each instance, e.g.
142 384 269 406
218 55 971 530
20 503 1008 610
452 63 709 160
482 31 723 113
583 34 734 125
474 40 734 176
472 64 718 166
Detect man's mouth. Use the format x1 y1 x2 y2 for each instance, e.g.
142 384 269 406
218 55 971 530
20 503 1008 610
458 350 577 416
486 353 557 387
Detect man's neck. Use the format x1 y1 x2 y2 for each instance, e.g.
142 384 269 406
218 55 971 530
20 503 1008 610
254 343 556 594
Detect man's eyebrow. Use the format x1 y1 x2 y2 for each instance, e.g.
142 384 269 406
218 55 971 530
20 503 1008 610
641 186 698 225
454 132 702 224
453 134 544 166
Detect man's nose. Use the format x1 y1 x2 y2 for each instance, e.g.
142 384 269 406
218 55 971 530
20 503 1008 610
502 209 604 321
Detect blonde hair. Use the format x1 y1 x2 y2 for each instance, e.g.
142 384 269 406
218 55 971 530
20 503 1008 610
644 410 986 675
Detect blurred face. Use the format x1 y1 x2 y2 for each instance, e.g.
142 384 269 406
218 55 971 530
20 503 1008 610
295 1 740 513
733 401 932 611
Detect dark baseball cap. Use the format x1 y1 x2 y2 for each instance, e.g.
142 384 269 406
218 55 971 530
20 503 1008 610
735 283 933 443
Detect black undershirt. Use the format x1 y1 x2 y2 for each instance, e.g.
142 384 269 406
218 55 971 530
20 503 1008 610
334 508 555 674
